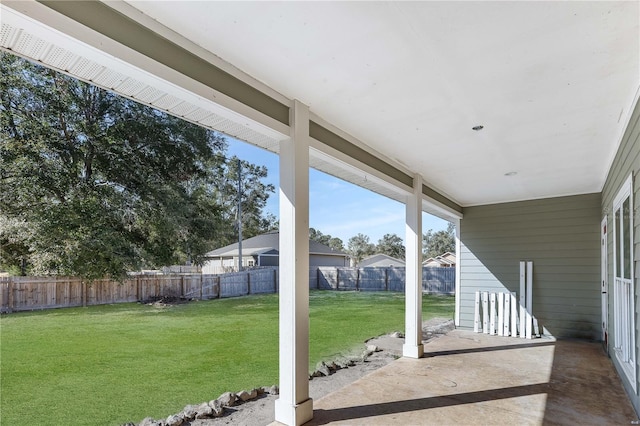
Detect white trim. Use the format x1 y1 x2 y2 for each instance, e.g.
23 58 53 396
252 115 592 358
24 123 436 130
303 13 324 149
0 3 290 141
601 86 640 193
403 173 424 359
454 218 461 326
601 215 608 347
612 173 636 392
274 100 313 425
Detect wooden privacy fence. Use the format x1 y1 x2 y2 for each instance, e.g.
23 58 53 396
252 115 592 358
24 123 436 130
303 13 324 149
0 266 454 313
0 269 278 313
312 266 455 294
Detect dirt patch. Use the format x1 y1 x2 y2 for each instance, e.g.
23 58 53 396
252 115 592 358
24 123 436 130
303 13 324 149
143 296 193 308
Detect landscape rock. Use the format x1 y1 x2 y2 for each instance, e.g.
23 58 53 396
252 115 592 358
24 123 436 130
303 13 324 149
208 399 224 416
367 344 380 352
182 404 198 420
314 361 332 377
391 331 404 338
137 418 159 426
362 347 375 360
165 413 184 426
266 385 279 395
217 391 237 407
194 402 213 419
236 388 258 402
334 357 354 369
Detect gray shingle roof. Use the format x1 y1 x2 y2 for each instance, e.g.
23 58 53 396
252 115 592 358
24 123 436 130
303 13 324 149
359 253 405 267
204 232 348 257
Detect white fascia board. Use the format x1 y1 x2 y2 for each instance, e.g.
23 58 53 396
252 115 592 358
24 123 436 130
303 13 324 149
308 115 413 197
309 252 348 257
1 1 289 141
421 195 463 221
107 1 291 108
309 143 413 199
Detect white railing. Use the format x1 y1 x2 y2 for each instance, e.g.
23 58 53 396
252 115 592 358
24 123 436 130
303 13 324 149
614 277 635 367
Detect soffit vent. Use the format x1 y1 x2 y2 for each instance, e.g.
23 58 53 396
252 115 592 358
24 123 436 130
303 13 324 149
0 21 281 153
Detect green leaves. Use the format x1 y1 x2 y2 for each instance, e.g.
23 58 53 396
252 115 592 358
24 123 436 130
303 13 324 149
0 52 274 279
422 222 455 259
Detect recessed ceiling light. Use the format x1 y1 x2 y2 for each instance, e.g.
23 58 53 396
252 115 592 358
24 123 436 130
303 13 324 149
504 171 518 177
472 125 484 131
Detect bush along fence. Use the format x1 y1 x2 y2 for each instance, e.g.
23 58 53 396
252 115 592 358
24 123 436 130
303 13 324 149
0 266 454 313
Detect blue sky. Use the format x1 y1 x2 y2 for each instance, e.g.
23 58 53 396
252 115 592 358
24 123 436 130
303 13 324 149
226 137 450 246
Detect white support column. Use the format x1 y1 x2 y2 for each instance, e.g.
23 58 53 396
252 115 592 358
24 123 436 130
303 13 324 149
454 218 461 326
404 173 424 358
274 100 313 426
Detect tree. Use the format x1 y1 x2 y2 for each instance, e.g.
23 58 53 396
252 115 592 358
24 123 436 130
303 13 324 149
347 233 375 265
0 52 274 278
376 233 405 260
214 157 276 246
422 222 456 259
309 228 344 252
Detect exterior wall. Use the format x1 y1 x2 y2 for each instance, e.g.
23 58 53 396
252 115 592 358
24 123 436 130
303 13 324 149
602 97 640 413
309 254 348 267
258 255 279 267
459 193 601 339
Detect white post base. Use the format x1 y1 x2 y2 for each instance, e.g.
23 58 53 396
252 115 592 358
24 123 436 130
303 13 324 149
274 398 313 426
403 343 424 359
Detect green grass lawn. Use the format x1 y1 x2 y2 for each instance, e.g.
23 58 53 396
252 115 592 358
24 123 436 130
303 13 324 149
0 291 453 425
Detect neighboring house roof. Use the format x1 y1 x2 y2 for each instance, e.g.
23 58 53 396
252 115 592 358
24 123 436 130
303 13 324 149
359 254 405 268
439 252 456 262
205 232 348 258
423 252 457 267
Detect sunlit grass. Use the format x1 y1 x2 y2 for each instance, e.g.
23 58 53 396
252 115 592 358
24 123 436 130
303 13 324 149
0 291 453 425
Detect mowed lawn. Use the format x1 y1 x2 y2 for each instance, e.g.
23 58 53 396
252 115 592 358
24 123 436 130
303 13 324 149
0 291 453 425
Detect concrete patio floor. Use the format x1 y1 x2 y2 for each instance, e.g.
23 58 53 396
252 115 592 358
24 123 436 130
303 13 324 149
301 330 637 425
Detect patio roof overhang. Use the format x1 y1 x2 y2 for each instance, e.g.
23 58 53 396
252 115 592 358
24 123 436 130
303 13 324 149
1 2 638 425
2 1 637 218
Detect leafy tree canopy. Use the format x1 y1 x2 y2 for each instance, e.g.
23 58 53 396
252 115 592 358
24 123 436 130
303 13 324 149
347 233 375 265
0 52 274 279
376 233 405 260
422 222 455 259
309 228 344 252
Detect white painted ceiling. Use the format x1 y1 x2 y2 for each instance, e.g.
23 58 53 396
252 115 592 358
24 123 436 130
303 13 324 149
124 1 639 207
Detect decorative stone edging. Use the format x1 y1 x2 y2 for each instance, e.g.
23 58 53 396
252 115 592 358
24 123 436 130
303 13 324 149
125 339 389 426
122 385 279 426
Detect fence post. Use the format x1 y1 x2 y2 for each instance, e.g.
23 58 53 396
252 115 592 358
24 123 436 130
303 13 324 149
385 268 389 291
7 278 14 313
216 276 221 299
200 275 204 300
317 268 320 290
180 276 185 298
274 268 278 293
247 272 251 295
336 268 340 290
356 268 360 291
82 281 87 307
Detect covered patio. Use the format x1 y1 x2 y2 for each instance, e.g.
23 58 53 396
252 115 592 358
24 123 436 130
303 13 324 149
1 1 638 425
306 330 636 425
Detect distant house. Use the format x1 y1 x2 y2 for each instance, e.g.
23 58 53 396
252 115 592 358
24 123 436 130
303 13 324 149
423 252 456 268
201 232 350 274
359 254 405 268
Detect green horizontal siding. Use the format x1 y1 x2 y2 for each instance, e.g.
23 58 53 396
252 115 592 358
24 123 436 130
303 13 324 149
601 96 640 412
459 193 601 339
